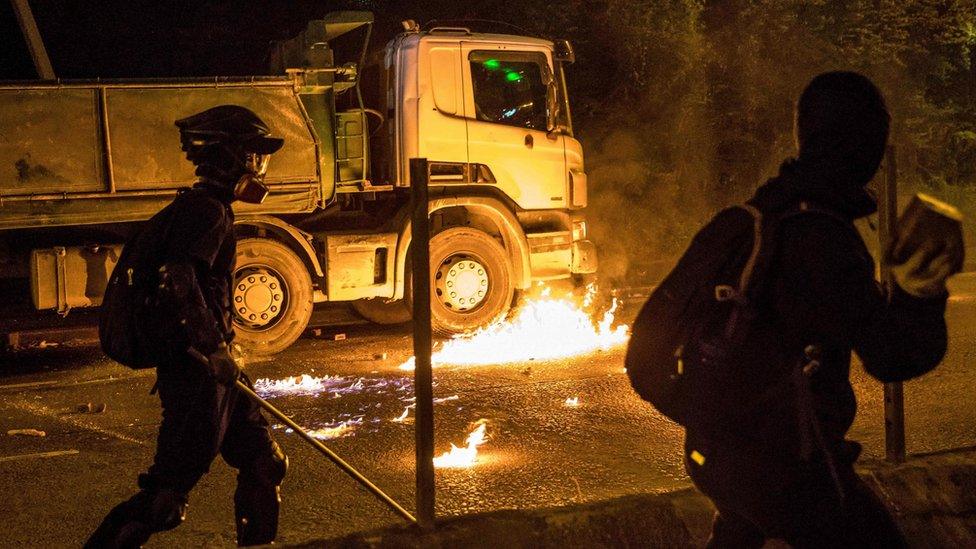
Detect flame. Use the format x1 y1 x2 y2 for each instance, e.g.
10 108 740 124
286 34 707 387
564 396 580 407
392 406 411 423
254 374 410 399
400 285 629 370
296 417 363 441
433 421 488 469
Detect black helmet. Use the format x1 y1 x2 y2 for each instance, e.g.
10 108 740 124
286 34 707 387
796 71 890 187
175 105 284 155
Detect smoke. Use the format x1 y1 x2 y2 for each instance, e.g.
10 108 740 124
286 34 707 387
574 1 976 286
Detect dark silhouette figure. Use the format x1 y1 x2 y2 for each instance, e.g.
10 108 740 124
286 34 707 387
85 106 287 548
684 72 957 547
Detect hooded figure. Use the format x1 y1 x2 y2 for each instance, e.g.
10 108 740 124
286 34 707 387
86 105 288 548
683 72 958 548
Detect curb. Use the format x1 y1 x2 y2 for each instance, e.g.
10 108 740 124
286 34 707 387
290 447 976 548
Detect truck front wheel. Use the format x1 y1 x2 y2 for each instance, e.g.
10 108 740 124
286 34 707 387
232 238 313 356
427 227 514 336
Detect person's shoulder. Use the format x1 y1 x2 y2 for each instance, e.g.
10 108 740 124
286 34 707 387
172 190 230 223
777 209 871 268
778 208 857 240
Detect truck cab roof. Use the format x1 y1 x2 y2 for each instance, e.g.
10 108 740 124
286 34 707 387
419 30 554 50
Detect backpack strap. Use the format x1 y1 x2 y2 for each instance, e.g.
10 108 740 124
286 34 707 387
735 204 764 296
713 204 763 303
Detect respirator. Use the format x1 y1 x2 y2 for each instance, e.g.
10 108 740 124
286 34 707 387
233 152 271 204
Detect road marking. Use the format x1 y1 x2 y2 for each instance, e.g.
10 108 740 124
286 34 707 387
0 449 79 463
0 380 60 391
7 398 148 446
0 372 151 393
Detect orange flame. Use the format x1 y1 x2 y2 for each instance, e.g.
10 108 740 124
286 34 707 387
433 421 488 469
400 285 629 370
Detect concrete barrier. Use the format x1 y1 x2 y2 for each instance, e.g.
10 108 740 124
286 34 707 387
291 446 976 548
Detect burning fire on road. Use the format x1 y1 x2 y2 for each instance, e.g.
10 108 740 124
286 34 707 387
400 285 630 370
433 420 489 469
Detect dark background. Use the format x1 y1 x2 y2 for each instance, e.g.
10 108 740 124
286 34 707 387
3 1 974 284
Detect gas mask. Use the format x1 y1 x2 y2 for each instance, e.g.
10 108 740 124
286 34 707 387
233 152 271 204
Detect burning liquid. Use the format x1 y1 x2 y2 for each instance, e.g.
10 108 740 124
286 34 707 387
400 286 629 370
433 421 488 469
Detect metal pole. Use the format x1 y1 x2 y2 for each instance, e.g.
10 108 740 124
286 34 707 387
878 145 906 463
9 0 55 79
410 158 436 530
186 349 417 524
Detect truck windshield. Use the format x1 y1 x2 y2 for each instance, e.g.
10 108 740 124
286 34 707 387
469 51 549 130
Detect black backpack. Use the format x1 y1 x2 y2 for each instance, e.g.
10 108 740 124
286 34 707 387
625 202 828 435
99 200 180 368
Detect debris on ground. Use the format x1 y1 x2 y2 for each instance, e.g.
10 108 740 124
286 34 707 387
373 352 388 360
75 403 108 414
334 333 347 341
7 429 46 437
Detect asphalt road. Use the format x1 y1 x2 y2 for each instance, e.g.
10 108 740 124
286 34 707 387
2 275 976 547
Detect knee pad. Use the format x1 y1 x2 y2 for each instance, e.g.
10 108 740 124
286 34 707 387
251 441 288 488
146 489 189 531
234 443 287 546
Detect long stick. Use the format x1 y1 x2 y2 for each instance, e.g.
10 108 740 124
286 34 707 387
409 157 436 530
878 145 906 463
187 349 417 524
10 0 55 79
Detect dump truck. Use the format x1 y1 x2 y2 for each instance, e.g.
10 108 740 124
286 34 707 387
0 11 596 354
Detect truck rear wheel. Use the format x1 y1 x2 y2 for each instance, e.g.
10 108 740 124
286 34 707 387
232 238 313 356
427 227 513 336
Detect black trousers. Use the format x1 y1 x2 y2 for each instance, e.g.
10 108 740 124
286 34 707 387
140 354 275 494
685 434 906 549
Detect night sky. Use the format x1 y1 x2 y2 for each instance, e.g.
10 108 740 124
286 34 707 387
0 1 415 80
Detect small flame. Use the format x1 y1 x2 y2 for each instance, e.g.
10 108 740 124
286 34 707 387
400 285 629 370
301 417 363 441
433 421 488 469
392 407 411 423
564 396 580 407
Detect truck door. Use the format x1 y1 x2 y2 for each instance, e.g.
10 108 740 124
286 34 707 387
461 46 567 210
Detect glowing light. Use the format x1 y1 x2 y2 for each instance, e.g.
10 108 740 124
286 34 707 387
434 421 488 469
399 285 629 370
564 397 580 407
484 59 501 70
254 374 409 399
392 407 411 423
295 417 363 441
505 71 522 82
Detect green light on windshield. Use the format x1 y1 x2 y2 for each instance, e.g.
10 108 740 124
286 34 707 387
484 59 501 70
505 71 522 82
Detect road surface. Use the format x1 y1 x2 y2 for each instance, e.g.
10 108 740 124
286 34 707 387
1 276 976 547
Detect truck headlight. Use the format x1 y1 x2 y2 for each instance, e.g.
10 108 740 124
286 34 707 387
572 220 587 241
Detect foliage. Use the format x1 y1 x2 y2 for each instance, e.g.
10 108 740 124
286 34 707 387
9 0 976 284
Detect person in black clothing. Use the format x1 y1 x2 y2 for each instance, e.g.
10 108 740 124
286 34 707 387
683 72 961 547
86 105 287 548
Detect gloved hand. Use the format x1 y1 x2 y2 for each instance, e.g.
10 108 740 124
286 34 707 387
207 343 241 386
889 238 963 298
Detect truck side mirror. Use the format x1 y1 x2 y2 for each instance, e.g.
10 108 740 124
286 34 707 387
554 39 575 64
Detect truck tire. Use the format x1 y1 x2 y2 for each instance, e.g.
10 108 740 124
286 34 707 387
351 297 412 325
232 238 313 355
427 227 514 336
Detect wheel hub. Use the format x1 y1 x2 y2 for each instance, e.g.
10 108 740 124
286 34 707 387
435 255 489 311
234 268 285 328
